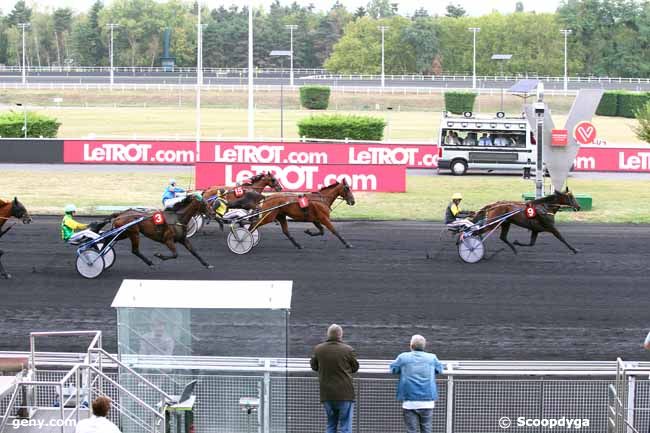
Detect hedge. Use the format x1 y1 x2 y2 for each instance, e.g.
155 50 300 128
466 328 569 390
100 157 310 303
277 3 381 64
634 101 650 143
299 85 331 110
596 91 650 118
0 111 61 138
444 91 477 114
297 114 386 141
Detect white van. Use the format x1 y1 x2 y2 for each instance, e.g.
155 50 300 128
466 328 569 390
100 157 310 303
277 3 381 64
437 112 536 175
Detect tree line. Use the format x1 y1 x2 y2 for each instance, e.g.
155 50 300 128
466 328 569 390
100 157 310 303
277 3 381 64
0 0 648 77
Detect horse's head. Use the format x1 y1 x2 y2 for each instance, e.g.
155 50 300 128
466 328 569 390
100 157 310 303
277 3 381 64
254 171 283 192
555 188 580 211
11 197 32 224
339 179 355 206
267 172 284 192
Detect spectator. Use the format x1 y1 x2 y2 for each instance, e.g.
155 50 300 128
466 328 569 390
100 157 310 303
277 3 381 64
390 335 445 433
478 133 492 146
493 135 509 147
644 331 650 350
310 324 359 433
75 396 121 433
462 132 477 146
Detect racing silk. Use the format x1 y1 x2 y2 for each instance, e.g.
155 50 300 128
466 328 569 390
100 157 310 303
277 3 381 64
444 202 461 224
162 186 185 204
61 214 88 241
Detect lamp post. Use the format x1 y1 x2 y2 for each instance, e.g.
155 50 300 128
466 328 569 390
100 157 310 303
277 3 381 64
16 103 27 138
107 24 119 86
248 1 254 139
491 54 512 112
560 29 572 93
378 25 389 88
285 24 297 87
270 50 292 141
196 3 203 162
468 27 480 89
18 23 30 85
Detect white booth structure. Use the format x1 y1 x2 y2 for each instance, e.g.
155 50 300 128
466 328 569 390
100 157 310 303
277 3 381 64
111 279 292 433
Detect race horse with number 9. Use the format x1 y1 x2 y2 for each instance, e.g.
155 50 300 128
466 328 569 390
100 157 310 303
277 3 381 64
0 197 32 279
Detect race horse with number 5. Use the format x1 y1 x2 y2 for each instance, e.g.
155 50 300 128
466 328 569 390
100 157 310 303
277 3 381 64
471 188 581 255
0 197 32 279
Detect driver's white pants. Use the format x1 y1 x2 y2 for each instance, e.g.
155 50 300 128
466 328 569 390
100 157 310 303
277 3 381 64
447 218 474 229
163 195 186 209
69 229 100 243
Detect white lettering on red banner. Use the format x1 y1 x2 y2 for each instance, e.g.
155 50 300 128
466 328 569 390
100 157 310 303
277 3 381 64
196 163 406 192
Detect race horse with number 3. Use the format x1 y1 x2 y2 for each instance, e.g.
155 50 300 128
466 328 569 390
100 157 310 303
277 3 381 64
471 188 581 255
110 195 213 268
0 197 32 279
250 180 356 249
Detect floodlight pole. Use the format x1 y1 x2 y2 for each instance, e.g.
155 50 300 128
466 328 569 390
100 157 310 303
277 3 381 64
534 83 545 199
247 1 254 139
285 25 297 87
468 27 480 90
18 23 30 85
379 26 389 88
196 3 203 162
560 29 572 93
107 24 119 86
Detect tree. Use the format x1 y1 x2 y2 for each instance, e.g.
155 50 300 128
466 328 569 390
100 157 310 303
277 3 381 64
445 3 466 18
7 0 31 26
403 17 439 74
635 101 650 143
515 2 524 12
71 1 105 66
53 8 73 64
353 7 366 19
413 8 430 19
366 0 395 19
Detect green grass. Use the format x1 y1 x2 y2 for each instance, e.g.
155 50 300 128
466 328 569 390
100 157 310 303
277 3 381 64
4 168 648 223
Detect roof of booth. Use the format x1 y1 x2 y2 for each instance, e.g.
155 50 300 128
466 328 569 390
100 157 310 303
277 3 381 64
111 280 292 309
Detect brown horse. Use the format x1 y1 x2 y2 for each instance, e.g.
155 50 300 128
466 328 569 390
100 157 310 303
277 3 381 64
472 188 581 254
202 172 283 210
111 195 213 268
0 197 32 279
250 180 356 249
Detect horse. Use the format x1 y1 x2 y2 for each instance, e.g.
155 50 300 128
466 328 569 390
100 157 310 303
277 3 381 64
471 188 581 255
202 172 283 211
110 195 213 268
249 180 356 249
0 197 32 279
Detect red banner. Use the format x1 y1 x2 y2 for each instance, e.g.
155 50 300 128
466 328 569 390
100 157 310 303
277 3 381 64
64 140 197 164
573 147 650 172
195 163 406 192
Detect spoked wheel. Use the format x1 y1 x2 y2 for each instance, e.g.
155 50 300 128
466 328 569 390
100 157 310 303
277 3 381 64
227 227 254 255
76 250 105 279
95 244 116 269
244 225 260 247
186 215 203 239
458 235 485 264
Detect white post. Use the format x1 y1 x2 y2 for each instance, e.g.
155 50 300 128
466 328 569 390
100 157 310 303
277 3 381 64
23 105 27 138
378 26 389 88
18 23 29 85
286 24 298 87
468 27 480 90
108 24 119 86
196 2 202 162
248 1 254 139
561 29 572 93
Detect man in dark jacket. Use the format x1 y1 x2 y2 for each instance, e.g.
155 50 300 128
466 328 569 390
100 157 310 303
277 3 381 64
310 324 359 433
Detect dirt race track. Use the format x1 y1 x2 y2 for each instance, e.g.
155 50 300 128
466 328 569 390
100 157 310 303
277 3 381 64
0 217 648 361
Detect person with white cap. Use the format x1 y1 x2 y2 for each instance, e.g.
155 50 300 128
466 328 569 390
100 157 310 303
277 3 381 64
162 179 186 208
444 193 474 229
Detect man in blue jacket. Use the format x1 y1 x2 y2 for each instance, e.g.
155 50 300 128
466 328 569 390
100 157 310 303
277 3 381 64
390 335 445 433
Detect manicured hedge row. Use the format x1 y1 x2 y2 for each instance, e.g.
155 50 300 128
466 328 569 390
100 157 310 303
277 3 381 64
444 91 477 114
297 114 386 141
0 111 61 138
299 85 331 110
596 91 650 118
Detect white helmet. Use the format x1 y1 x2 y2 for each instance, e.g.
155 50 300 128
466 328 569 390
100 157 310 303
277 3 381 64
64 204 77 213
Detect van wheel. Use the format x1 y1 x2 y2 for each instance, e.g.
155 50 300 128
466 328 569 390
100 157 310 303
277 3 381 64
451 159 468 176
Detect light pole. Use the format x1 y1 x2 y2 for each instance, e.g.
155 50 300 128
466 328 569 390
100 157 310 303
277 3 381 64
285 24 297 87
18 23 30 85
468 27 480 89
196 3 203 162
270 50 292 141
560 29 572 93
378 25 389 88
16 103 27 138
107 24 119 86
248 1 254 139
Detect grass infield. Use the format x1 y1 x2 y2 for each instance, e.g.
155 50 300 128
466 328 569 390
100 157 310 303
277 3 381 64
3 168 647 223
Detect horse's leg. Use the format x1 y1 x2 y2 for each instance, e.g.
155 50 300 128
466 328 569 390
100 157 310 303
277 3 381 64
154 237 179 261
514 231 539 247
304 222 325 237
277 215 303 249
128 231 154 266
498 223 518 254
180 238 213 269
320 218 352 248
545 225 580 254
0 250 10 279
0 224 13 240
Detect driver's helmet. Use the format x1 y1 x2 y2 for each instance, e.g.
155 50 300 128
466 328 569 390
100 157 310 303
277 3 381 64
451 192 463 200
64 204 77 214
169 178 177 186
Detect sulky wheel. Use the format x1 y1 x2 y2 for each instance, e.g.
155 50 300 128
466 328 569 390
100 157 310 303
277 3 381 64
76 250 105 279
458 235 485 264
95 243 116 269
186 215 202 239
227 227 254 255
244 225 261 247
